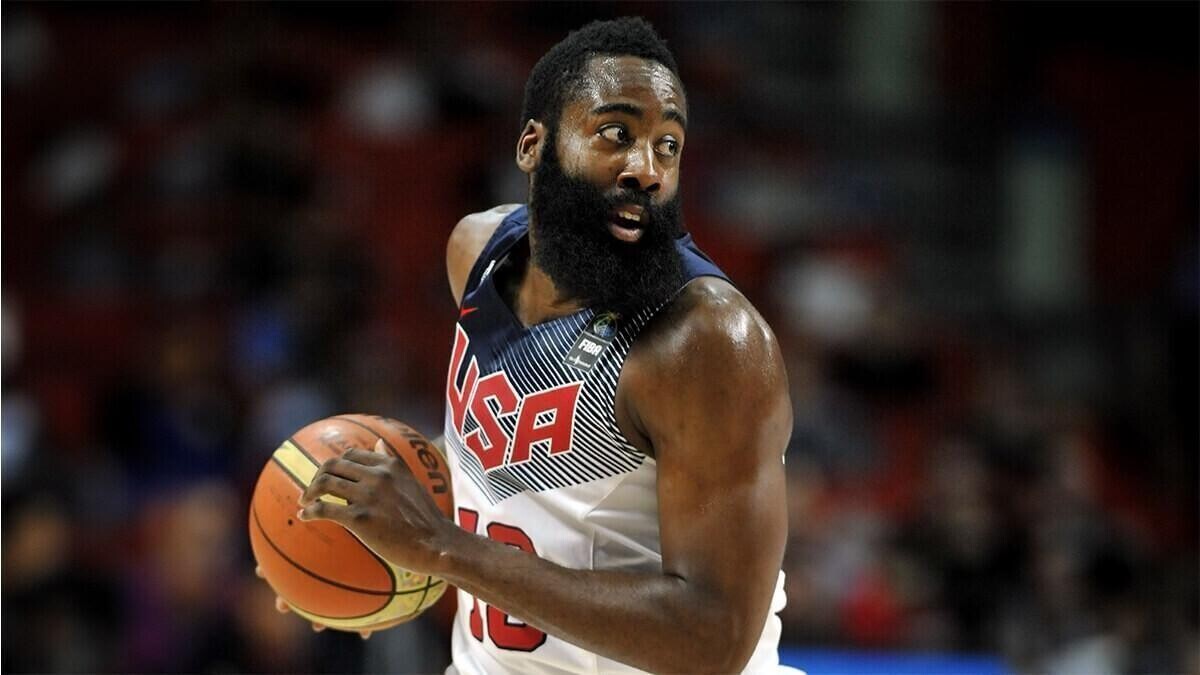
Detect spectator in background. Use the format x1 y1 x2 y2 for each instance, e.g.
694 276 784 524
2 3 1194 674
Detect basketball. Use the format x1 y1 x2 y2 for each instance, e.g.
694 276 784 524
248 414 453 632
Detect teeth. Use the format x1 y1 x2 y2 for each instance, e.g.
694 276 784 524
617 210 642 223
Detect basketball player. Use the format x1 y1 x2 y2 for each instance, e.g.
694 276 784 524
292 18 795 674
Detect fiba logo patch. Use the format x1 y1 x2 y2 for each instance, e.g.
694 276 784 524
564 311 619 371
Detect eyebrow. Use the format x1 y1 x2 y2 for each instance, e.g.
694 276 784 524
592 102 688 131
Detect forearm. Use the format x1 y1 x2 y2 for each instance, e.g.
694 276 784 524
436 530 749 674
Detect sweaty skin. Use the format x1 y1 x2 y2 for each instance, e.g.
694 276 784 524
298 56 791 674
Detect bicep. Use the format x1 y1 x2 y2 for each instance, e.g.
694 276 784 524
645 312 792 640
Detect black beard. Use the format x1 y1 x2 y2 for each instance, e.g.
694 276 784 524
529 133 686 318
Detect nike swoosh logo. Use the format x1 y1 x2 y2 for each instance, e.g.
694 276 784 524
459 306 479 319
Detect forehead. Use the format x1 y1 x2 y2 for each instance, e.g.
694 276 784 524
568 55 686 117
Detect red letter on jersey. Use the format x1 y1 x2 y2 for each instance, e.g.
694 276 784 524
446 325 479 435
464 372 519 470
509 382 582 465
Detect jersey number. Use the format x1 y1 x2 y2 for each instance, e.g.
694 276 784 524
457 508 548 651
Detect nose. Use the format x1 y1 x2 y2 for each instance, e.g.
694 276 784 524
617 143 661 194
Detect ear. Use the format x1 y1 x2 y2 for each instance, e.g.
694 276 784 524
516 119 547 174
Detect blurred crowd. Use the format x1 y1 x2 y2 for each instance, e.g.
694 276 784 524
2 3 1196 674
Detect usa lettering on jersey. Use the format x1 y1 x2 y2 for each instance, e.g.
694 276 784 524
446 325 582 471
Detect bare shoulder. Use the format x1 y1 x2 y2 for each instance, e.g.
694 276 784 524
447 204 522 306
636 277 783 371
618 277 791 454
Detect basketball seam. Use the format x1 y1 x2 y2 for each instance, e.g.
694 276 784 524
296 580 446 623
286 433 400 594
326 416 446 621
331 415 403 460
413 574 435 616
252 505 434 600
333 414 453 512
270 454 307 490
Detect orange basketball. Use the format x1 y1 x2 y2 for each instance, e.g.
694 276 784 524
248 414 453 632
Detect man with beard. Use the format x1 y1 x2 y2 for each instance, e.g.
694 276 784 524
295 17 795 675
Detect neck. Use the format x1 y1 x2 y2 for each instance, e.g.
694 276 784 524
512 227 585 326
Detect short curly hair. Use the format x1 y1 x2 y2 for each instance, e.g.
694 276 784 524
520 17 680 134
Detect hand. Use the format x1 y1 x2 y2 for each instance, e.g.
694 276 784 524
255 566 374 639
298 439 456 577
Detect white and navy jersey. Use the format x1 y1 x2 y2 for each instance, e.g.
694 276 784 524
443 206 788 675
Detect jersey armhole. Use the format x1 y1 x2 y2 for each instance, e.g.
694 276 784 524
460 208 527 305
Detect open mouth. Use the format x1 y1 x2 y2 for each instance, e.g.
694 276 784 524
607 204 646 243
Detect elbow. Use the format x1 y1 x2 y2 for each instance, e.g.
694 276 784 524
683 611 760 674
658 575 773 674
714 621 760 674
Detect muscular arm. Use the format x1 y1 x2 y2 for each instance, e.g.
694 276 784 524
302 265 790 670
434 280 791 673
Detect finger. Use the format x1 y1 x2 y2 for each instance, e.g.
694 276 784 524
312 622 326 633
374 439 414 475
320 456 374 481
344 445 389 466
299 473 360 507
297 500 350 524
275 596 291 614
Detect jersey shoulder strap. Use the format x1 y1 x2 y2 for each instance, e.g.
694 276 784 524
460 206 529 302
675 232 731 285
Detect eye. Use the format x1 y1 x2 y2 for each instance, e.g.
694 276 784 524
599 125 630 144
655 137 681 157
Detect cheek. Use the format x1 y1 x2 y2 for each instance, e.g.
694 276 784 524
559 132 626 179
556 130 591 164
658 167 681 199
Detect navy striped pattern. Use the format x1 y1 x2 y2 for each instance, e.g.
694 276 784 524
445 306 655 504
444 205 730 505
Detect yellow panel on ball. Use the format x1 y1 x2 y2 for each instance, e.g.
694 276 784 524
248 415 453 632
